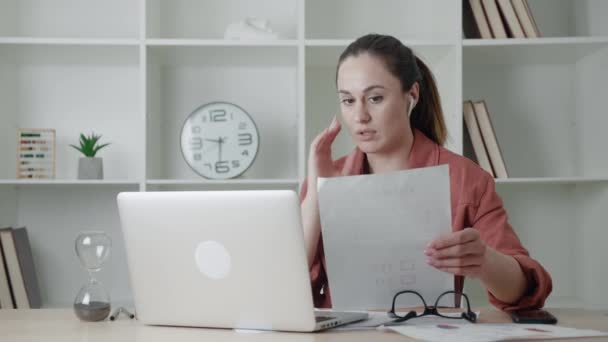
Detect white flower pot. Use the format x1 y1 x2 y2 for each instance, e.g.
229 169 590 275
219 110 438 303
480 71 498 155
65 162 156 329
78 157 104 180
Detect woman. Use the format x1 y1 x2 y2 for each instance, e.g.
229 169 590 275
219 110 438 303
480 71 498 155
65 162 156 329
300 34 552 311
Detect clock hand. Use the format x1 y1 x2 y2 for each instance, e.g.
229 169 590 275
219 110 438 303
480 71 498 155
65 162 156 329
218 138 223 162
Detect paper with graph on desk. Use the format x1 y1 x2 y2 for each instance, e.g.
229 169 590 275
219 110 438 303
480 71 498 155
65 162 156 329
383 323 608 342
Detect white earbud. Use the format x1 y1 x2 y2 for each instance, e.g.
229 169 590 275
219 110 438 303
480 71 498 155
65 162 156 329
408 95 416 117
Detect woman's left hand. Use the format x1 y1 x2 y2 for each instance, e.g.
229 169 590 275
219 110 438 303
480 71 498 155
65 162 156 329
424 228 490 279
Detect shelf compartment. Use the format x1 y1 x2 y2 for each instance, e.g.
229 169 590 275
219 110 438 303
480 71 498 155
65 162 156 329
523 0 608 38
3 186 136 307
146 45 299 180
496 183 608 309
464 0 608 40
0 44 143 180
0 0 139 39
305 0 459 41
146 0 298 40
463 43 608 178
468 183 608 309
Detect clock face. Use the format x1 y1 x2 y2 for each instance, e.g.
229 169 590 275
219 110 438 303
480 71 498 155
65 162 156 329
180 102 259 179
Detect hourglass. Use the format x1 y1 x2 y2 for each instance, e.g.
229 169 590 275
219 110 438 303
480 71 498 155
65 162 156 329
73 231 112 322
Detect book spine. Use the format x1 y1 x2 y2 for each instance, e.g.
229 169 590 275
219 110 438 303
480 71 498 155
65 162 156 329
482 0 508 38
0 229 16 309
473 101 509 178
463 101 495 176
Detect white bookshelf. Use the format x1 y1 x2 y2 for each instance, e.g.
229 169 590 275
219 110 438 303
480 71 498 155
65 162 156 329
0 180 141 186
0 0 606 310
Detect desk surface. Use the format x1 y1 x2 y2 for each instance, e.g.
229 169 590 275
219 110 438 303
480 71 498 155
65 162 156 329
1 308 607 341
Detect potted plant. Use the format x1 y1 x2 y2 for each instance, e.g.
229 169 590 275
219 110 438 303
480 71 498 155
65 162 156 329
70 133 110 180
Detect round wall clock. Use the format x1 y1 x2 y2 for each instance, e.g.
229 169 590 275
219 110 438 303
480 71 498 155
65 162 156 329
180 102 259 179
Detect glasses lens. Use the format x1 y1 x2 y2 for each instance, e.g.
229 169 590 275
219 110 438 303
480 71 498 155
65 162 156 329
393 291 425 317
435 292 468 318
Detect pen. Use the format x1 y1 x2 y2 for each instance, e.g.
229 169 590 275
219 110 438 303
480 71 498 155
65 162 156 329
109 307 135 321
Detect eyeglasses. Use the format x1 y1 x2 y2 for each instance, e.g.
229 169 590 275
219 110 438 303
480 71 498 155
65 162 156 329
387 290 477 323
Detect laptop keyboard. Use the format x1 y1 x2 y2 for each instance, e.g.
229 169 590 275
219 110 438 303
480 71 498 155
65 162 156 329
315 315 336 323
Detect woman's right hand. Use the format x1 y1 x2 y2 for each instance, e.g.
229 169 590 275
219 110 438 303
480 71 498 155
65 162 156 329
302 115 341 267
307 116 342 192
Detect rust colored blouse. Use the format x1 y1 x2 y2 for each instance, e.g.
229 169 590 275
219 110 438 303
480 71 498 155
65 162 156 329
300 129 552 311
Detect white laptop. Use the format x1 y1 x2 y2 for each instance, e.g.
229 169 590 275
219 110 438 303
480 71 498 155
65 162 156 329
116 190 367 332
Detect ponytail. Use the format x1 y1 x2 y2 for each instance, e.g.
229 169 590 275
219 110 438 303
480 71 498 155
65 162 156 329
410 56 447 146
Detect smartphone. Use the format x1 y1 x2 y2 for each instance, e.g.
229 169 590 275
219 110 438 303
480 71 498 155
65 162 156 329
509 309 558 324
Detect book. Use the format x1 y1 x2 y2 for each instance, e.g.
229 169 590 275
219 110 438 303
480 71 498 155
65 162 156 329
497 0 525 38
463 0 480 38
0 227 42 309
481 0 507 38
511 0 541 38
463 101 495 176
464 0 493 39
0 227 15 309
473 101 509 178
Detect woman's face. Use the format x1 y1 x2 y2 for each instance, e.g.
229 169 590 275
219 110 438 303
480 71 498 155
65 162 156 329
337 53 415 154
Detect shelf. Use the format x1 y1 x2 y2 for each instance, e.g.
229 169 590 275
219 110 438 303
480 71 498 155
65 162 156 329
0 0 606 311
146 179 300 191
305 39 459 47
495 177 608 185
147 44 297 66
0 43 139 65
0 37 140 46
464 37 608 64
0 179 141 186
146 179 299 186
463 36 608 46
146 39 299 47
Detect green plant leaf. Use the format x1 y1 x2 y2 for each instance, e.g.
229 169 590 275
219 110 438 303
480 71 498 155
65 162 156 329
72 132 110 157
69 144 84 154
92 143 111 156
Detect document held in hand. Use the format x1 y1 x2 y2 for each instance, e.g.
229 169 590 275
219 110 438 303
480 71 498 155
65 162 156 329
318 165 453 311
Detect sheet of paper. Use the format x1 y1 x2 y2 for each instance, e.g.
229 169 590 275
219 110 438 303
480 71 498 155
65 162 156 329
330 310 478 331
384 323 608 342
318 165 453 311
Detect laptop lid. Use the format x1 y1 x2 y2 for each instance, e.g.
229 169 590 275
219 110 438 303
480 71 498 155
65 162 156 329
117 190 318 331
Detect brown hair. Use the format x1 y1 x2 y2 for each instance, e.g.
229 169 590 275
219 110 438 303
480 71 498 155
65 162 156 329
336 34 447 145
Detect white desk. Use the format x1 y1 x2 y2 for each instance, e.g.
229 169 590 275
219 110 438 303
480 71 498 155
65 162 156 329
1 308 607 341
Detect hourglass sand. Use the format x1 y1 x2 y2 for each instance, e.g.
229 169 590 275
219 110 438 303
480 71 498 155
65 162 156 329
73 231 112 322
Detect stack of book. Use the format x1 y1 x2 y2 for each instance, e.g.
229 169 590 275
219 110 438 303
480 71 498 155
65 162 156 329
0 227 42 309
463 100 508 179
463 0 541 39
